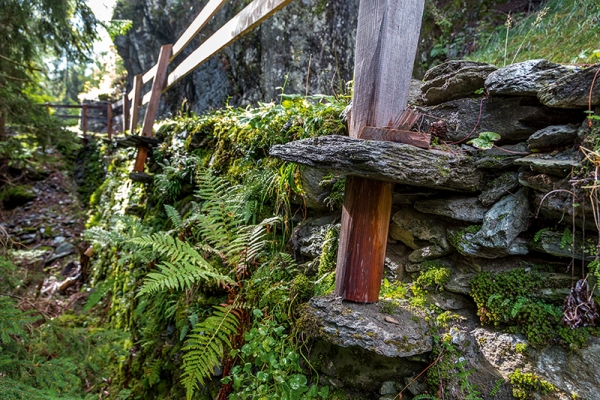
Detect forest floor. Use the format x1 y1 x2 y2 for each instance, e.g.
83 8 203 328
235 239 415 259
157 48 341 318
0 146 90 319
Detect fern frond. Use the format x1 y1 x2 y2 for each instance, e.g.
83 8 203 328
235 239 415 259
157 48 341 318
131 233 233 297
164 204 184 231
83 226 125 247
181 305 240 399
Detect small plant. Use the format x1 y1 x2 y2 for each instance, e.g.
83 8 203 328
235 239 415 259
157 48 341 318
509 369 556 400
468 132 501 150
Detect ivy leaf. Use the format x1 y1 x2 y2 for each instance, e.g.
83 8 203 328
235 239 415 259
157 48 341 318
468 131 501 150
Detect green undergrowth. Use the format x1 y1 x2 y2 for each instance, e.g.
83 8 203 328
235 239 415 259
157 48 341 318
471 268 591 348
80 95 347 399
470 0 600 66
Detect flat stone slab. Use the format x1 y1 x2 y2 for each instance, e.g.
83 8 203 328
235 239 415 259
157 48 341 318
421 60 497 106
485 59 576 97
414 196 488 223
514 151 579 177
269 135 482 191
300 296 432 358
527 124 579 150
538 63 600 108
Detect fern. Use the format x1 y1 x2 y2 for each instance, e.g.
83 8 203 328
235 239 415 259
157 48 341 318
0 297 38 344
164 204 184 231
131 233 233 296
181 304 241 399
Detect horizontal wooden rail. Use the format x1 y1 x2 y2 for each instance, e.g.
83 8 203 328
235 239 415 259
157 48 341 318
45 104 106 110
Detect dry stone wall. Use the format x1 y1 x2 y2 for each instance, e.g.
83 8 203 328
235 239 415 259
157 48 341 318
276 59 600 399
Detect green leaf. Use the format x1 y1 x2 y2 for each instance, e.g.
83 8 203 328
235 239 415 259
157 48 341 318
468 131 501 150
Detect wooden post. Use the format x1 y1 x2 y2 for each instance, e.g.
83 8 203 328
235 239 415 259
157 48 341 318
123 92 130 133
334 0 425 303
106 103 113 140
129 74 143 133
133 44 173 172
82 104 88 136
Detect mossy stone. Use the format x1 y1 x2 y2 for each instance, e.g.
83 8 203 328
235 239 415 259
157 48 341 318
1 185 36 209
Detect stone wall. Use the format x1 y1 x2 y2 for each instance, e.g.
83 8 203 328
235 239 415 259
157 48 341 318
273 60 600 399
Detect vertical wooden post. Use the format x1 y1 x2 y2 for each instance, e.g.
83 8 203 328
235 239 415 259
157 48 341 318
123 92 130 133
129 74 143 133
82 104 88 136
106 103 113 140
334 0 425 303
133 44 173 172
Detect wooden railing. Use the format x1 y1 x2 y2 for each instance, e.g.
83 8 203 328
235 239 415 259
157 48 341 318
122 0 293 172
46 101 128 139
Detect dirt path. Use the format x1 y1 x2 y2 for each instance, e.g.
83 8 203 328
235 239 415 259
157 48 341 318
0 147 90 318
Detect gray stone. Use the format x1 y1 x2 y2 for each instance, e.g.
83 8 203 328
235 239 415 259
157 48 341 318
414 196 488 223
530 230 597 261
390 206 450 252
473 189 530 250
417 97 582 144
309 340 427 392
270 135 482 192
485 59 575 97
539 63 600 108
291 215 340 259
301 296 432 358
425 291 473 311
518 171 566 192
55 242 75 256
380 381 399 395
450 227 529 259
421 60 497 105
474 143 531 169
52 236 66 245
527 124 579 150
514 150 579 177
532 191 596 231
479 172 520 206
408 245 452 263
301 167 335 211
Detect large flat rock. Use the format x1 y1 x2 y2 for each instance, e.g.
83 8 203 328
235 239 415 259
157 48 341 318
299 296 432 358
269 135 482 191
538 63 600 108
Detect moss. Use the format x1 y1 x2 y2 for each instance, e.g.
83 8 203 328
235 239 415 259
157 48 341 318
509 369 557 400
0 185 36 209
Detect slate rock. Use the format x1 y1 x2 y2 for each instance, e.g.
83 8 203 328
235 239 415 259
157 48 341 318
52 236 66 245
527 124 579 150
425 291 473 311
532 191 596 230
473 188 530 250
291 214 340 259
55 241 75 256
301 167 337 211
478 172 519 206
517 171 566 192
300 295 432 357
270 135 482 191
530 230 597 261
417 97 582 144
474 143 530 169
514 150 579 177
450 227 529 259
485 59 576 96
390 206 450 252
414 196 488 223
538 63 600 108
421 60 497 105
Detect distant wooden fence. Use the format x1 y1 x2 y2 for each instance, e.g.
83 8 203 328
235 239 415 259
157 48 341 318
45 100 129 139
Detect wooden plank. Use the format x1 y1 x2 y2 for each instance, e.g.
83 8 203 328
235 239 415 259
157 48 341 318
143 65 157 85
129 74 143 132
360 126 430 148
82 104 88 135
134 44 173 172
141 44 172 137
166 0 293 89
335 176 393 302
350 1 424 135
334 0 425 303
123 93 130 132
106 103 113 140
112 98 124 109
172 0 229 59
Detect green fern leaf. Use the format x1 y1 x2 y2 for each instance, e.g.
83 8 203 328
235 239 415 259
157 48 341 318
181 305 240 399
164 204 184 230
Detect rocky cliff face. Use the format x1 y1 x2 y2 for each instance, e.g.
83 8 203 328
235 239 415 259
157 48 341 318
113 0 359 114
112 0 547 115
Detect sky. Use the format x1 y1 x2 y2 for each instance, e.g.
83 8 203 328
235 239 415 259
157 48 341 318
87 0 118 55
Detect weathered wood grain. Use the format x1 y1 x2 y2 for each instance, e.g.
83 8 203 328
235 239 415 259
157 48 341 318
360 126 430 148
129 74 143 132
166 0 293 88
335 0 425 303
106 103 113 140
172 0 229 58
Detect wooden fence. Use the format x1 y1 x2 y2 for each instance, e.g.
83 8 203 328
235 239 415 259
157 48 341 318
46 100 128 139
